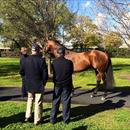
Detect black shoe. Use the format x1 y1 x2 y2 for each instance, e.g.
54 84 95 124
50 120 56 124
64 120 70 124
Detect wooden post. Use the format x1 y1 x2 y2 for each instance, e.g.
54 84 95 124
48 57 51 76
47 53 53 78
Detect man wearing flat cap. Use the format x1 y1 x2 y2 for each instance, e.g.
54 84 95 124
20 44 48 125
50 47 74 124
32 38 43 57
20 47 28 97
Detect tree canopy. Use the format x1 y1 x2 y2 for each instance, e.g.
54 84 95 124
103 31 123 49
0 0 127 50
69 15 102 48
95 0 130 47
0 0 75 47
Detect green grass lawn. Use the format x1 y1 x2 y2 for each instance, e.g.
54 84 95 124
0 101 130 130
0 57 130 89
0 58 21 87
1 58 130 130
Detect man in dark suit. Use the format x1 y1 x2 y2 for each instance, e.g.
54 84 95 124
20 44 48 125
50 47 74 124
20 47 28 97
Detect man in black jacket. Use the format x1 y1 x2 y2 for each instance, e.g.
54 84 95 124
20 47 28 97
20 44 48 125
50 47 74 124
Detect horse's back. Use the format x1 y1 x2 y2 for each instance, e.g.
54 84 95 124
90 50 108 58
88 50 109 71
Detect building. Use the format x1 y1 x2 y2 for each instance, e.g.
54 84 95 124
0 42 11 57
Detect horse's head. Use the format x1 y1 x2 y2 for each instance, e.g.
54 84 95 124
44 40 51 53
43 40 62 58
43 40 57 57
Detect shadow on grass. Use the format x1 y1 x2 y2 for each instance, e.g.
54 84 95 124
72 126 88 130
0 112 25 128
0 100 126 128
43 100 126 124
0 108 51 128
0 64 19 77
112 64 130 71
71 99 126 122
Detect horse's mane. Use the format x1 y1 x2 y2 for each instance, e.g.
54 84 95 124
50 39 72 51
52 39 93 54
49 38 103 53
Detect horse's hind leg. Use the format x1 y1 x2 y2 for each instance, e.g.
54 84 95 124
101 73 108 100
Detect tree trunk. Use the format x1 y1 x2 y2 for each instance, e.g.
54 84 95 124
47 57 52 77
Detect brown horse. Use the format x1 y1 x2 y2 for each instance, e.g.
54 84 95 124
44 39 115 100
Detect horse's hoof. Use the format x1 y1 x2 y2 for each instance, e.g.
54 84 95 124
71 92 74 97
101 96 106 101
90 95 94 98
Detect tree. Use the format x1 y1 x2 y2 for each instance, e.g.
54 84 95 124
103 31 123 49
94 0 130 47
0 0 75 47
69 15 102 48
84 31 103 48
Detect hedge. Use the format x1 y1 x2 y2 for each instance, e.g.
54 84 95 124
1 48 130 58
107 48 130 58
73 48 130 58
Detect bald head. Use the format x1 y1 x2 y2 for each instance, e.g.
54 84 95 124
21 47 28 55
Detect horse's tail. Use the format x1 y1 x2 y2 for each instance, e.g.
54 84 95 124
106 58 115 90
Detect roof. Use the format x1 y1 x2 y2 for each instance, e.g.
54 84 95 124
0 47 11 50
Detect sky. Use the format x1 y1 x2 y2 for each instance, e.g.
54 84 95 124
66 0 107 30
67 0 130 33
66 0 130 46
67 0 96 20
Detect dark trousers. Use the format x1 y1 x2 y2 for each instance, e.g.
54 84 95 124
21 77 27 97
50 85 72 122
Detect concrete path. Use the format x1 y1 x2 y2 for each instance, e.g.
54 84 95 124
0 87 130 107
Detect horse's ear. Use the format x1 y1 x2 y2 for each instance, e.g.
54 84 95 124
45 36 48 41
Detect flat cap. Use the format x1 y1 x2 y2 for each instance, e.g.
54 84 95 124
57 47 65 55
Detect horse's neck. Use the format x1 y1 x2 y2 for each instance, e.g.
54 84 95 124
51 42 76 58
64 50 78 61
65 49 73 55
